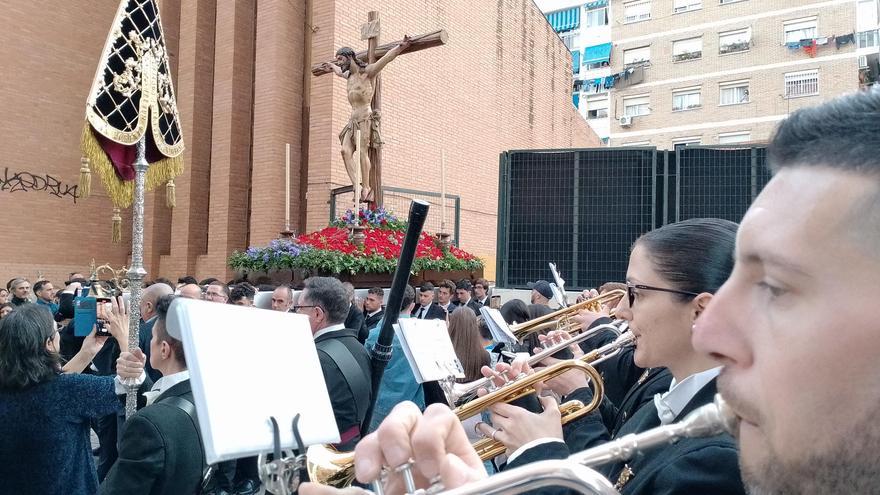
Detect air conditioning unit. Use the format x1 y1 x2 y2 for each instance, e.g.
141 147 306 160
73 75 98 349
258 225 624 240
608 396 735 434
619 115 633 127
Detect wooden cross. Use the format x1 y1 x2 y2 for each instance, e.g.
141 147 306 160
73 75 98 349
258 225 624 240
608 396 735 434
313 11 447 208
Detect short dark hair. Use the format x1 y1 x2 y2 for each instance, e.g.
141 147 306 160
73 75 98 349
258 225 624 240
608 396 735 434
439 280 456 293
401 284 416 311
154 277 173 287
178 276 198 285
474 278 489 290
0 304 61 389
456 279 472 291
199 277 219 286
635 218 738 300
500 299 530 325
33 280 51 294
769 90 880 177
367 287 384 298
229 283 256 303
419 282 435 293
477 316 492 341
302 277 350 323
154 295 185 366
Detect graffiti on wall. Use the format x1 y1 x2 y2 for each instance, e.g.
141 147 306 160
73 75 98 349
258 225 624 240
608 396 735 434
0 168 79 203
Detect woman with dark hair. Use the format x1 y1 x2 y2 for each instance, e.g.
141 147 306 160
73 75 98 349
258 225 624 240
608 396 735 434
447 307 491 383
0 303 143 495
0 302 13 319
483 218 745 495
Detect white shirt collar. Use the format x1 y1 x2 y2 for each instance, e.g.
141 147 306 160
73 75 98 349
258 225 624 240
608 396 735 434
367 309 382 317
654 366 722 424
143 370 190 406
313 322 347 340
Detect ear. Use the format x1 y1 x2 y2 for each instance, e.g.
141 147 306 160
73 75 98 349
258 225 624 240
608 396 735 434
691 292 714 320
160 340 170 360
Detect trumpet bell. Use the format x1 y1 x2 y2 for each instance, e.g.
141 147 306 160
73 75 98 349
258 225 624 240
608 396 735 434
306 444 357 488
510 289 626 342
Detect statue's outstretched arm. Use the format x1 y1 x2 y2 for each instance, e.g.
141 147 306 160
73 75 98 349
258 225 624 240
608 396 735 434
365 35 412 78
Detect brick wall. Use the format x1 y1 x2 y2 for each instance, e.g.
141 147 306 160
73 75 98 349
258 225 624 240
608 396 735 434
0 0 596 286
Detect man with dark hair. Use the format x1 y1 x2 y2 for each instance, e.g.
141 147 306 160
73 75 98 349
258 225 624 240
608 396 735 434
454 280 481 316
101 295 206 495
199 277 219 286
364 284 422 431
229 283 256 307
411 282 446 320
437 279 457 314
473 278 491 307
296 277 372 449
33 280 58 314
692 90 880 494
360 287 385 343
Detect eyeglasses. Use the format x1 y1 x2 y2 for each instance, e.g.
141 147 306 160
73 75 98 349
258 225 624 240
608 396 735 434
204 292 227 300
292 305 321 313
626 282 699 308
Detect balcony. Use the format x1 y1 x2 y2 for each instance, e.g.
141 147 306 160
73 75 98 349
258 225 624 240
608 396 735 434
673 51 702 62
719 41 750 55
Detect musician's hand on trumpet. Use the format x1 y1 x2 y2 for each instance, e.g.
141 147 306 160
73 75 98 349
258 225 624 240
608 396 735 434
300 402 487 495
530 332 591 397
478 394 564 454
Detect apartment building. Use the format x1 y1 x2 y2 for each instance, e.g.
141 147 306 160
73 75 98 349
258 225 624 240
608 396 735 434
537 0 614 141
607 0 876 148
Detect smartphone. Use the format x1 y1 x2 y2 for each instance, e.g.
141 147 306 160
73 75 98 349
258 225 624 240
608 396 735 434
94 297 113 337
489 295 502 309
73 297 97 337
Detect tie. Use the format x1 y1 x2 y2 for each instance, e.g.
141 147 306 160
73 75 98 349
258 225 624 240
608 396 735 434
417 307 425 319
653 392 677 425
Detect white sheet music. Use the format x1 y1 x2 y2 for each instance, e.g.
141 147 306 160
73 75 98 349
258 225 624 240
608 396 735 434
395 318 465 383
167 298 340 464
479 306 518 345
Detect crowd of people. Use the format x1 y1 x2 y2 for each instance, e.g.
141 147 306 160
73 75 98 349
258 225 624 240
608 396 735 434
2 90 878 495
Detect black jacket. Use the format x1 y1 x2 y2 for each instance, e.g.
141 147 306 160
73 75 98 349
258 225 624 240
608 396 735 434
315 328 372 450
344 305 365 340
410 303 447 320
100 379 206 495
509 380 744 495
455 298 481 316
360 308 385 343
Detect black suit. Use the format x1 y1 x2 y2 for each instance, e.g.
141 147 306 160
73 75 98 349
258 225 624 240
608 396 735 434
456 298 481 316
100 380 206 495
361 309 385 342
509 380 744 495
410 303 447 320
344 304 365 339
315 328 372 450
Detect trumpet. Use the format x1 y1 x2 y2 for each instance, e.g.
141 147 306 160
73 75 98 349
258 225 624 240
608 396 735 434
378 395 738 495
472 399 590 461
510 289 625 341
446 327 633 407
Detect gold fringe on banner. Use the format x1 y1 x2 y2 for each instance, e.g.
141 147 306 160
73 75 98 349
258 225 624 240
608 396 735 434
111 207 122 244
80 121 184 208
165 179 176 208
79 158 91 199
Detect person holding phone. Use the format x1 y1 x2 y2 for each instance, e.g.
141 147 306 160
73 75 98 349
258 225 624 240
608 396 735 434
0 303 143 495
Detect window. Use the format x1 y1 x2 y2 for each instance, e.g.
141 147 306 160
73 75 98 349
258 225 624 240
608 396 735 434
784 18 818 44
560 32 576 50
718 131 751 144
719 80 750 105
719 28 751 54
784 69 819 98
672 137 701 150
586 95 609 119
623 46 651 67
673 0 702 13
858 0 878 29
720 0 746 4
624 1 651 23
673 37 702 62
857 29 879 49
584 6 609 27
623 95 650 116
672 87 702 111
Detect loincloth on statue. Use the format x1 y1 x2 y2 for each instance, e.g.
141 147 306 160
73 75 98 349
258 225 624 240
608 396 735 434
339 112 384 149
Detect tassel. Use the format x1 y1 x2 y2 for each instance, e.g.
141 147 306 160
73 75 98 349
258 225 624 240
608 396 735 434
111 208 122 244
79 158 92 199
165 179 176 208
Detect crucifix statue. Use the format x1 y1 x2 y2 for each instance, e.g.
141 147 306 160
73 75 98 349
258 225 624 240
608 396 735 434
313 12 447 208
